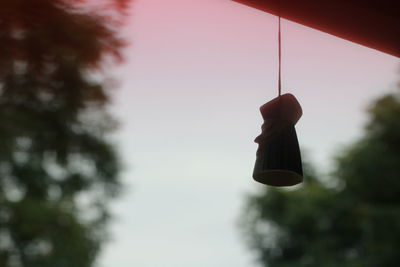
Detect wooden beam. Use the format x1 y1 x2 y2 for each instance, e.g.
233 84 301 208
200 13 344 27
232 0 400 58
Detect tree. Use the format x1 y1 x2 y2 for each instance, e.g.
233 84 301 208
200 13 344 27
240 89 400 267
0 0 130 266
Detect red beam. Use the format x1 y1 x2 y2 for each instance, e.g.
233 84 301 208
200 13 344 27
232 0 400 58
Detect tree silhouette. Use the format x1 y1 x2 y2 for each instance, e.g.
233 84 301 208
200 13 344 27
241 88 400 267
0 0 130 266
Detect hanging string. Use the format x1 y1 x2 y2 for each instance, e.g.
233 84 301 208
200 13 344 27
278 16 282 96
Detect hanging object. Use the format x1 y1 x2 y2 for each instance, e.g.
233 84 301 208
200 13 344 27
252 16 303 186
253 93 303 186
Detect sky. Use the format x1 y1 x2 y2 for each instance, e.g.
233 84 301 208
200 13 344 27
97 0 399 266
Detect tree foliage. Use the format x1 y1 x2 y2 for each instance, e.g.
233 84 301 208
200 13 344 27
0 0 130 266
241 89 400 267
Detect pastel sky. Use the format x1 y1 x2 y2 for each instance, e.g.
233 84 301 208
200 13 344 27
97 0 399 266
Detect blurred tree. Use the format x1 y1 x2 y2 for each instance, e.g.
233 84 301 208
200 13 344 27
0 0 130 266
241 89 400 267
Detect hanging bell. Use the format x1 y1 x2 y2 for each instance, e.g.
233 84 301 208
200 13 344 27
253 93 303 186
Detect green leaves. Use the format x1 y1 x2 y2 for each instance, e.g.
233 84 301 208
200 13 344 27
241 90 400 267
0 0 129 266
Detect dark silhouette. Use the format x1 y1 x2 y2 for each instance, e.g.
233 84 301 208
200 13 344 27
253 94 303 186
241 88 400 267
0 0 130 266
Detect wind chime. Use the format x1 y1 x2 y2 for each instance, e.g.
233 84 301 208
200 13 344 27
253 16 303 187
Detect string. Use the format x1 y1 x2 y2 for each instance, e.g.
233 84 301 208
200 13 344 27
278 15 282 97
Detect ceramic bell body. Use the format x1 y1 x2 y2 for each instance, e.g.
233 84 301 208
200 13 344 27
253 93 303 186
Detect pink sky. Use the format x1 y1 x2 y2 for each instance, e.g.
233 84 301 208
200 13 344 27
99 0 399 266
